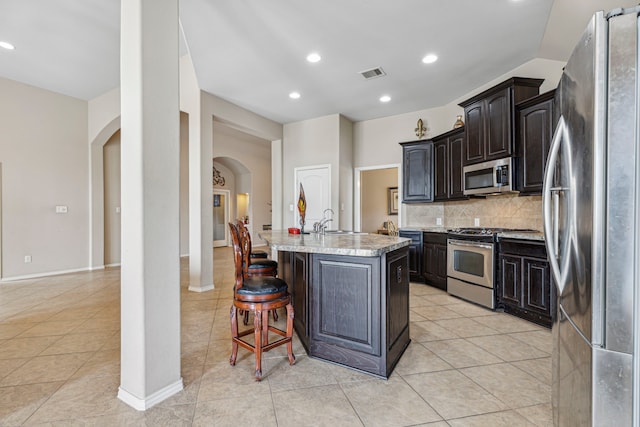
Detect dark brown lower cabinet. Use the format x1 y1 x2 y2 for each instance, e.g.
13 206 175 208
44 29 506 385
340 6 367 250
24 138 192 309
398 229 423 282
278 251 310 350
278 247 411 378
497 239 556 328
423 232 447 290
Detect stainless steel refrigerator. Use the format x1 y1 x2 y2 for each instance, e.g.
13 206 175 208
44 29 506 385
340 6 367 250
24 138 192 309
543 6 640 426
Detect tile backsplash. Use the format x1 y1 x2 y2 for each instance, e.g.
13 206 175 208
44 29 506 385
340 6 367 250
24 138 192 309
404 194 542 231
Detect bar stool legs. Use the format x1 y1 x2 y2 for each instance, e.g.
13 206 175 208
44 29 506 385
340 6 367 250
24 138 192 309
229 301 295 381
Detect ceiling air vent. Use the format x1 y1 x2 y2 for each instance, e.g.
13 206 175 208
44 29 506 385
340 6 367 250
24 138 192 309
359 67 386 80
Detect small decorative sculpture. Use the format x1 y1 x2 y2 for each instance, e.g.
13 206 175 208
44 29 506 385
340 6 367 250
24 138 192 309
297 183 307 233
453 115 465 129
415 118 427 139
212 165 225 186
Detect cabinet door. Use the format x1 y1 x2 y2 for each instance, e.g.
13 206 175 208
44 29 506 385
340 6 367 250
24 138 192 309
464 101 485 165
522 257 552 315
311 254 381 356
485 88 512 160
293 252 309 347
434 244 448 289
499 254 522 306
433 140 449 201
448 132 466 199
386 248 410 351
402 143 434 202
518 97 554 194
423 243 435 284
407 243 419 276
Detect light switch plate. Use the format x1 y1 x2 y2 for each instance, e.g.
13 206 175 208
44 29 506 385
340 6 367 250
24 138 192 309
55 205 68 214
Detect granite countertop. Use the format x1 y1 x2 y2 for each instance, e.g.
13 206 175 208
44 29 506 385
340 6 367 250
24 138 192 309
259 230 410 257
497 231 545 241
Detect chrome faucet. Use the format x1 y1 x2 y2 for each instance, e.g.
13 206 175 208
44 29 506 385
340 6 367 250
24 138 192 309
314 208 335 234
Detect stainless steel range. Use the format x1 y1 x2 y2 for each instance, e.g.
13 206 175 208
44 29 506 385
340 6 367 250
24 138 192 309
446 228 533 309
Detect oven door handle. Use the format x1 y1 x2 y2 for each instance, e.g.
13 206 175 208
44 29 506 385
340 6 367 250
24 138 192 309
447 240 493 250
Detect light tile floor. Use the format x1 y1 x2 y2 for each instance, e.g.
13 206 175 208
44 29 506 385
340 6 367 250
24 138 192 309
0 247 553 426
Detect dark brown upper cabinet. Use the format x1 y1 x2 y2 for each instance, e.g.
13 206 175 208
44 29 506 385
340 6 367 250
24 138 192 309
400 140 433 203
433 127 467 201
515 90 557 195
459 77 544 166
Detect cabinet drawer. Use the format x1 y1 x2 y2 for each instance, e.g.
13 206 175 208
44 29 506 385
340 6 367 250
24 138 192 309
499 238 547 259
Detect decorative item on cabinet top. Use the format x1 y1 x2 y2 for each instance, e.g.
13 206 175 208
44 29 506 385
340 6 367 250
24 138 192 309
414 118 427 139
453 115 464 129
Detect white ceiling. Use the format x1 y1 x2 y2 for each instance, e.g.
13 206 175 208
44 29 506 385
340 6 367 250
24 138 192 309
0 0 637 124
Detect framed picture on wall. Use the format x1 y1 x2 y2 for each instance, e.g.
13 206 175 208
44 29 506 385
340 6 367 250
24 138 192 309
387 187 398 215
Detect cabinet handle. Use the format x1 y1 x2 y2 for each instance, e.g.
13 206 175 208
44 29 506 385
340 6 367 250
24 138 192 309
396 266 403 283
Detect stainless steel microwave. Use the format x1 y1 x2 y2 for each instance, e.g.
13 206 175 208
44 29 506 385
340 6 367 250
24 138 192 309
463 157 513 195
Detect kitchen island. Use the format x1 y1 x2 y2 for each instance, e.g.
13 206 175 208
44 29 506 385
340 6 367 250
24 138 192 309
259 230 411 378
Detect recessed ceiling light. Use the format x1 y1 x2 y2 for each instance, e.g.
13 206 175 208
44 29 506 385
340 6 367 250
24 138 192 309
0 41 15 50
379 95 391 103
289 92 301 99
422 54 438 64
306 52 321 63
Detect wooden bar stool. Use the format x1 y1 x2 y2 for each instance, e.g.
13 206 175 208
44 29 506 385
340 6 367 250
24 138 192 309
232 222 279 323
229 223 295 381
237 220 268 259
236 221 277 278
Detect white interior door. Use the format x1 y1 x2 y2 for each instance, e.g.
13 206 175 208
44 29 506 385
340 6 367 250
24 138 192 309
213 189 230 247
294 165 331 231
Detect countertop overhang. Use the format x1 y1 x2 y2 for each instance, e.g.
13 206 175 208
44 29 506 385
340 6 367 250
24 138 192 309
259 230 410 257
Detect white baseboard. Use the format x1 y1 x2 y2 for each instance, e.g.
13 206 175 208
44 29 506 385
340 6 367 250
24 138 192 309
118 378 184 411
104 262 121 268
1 266 95 283
188 283 214 292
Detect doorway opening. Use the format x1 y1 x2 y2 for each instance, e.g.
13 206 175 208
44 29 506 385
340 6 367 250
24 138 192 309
213 189 231 247
354 165 400 233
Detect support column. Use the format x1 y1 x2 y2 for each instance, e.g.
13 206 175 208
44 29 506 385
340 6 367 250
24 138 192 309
187 95 213 292
118 0 183 410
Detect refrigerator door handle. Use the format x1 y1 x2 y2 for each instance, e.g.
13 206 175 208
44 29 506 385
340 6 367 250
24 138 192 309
543 116 568 293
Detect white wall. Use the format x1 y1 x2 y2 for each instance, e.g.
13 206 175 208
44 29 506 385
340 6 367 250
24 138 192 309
179 112 190 256
103 131 121 266
283 114 353 229
339 115 354 230
212 124 272 245
0 77 89 279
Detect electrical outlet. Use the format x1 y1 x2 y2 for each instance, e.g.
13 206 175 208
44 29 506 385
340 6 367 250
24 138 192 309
55 205 68 214
24 255 32 263
474 218 480 226
436 217 442 226
116 207 121 214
